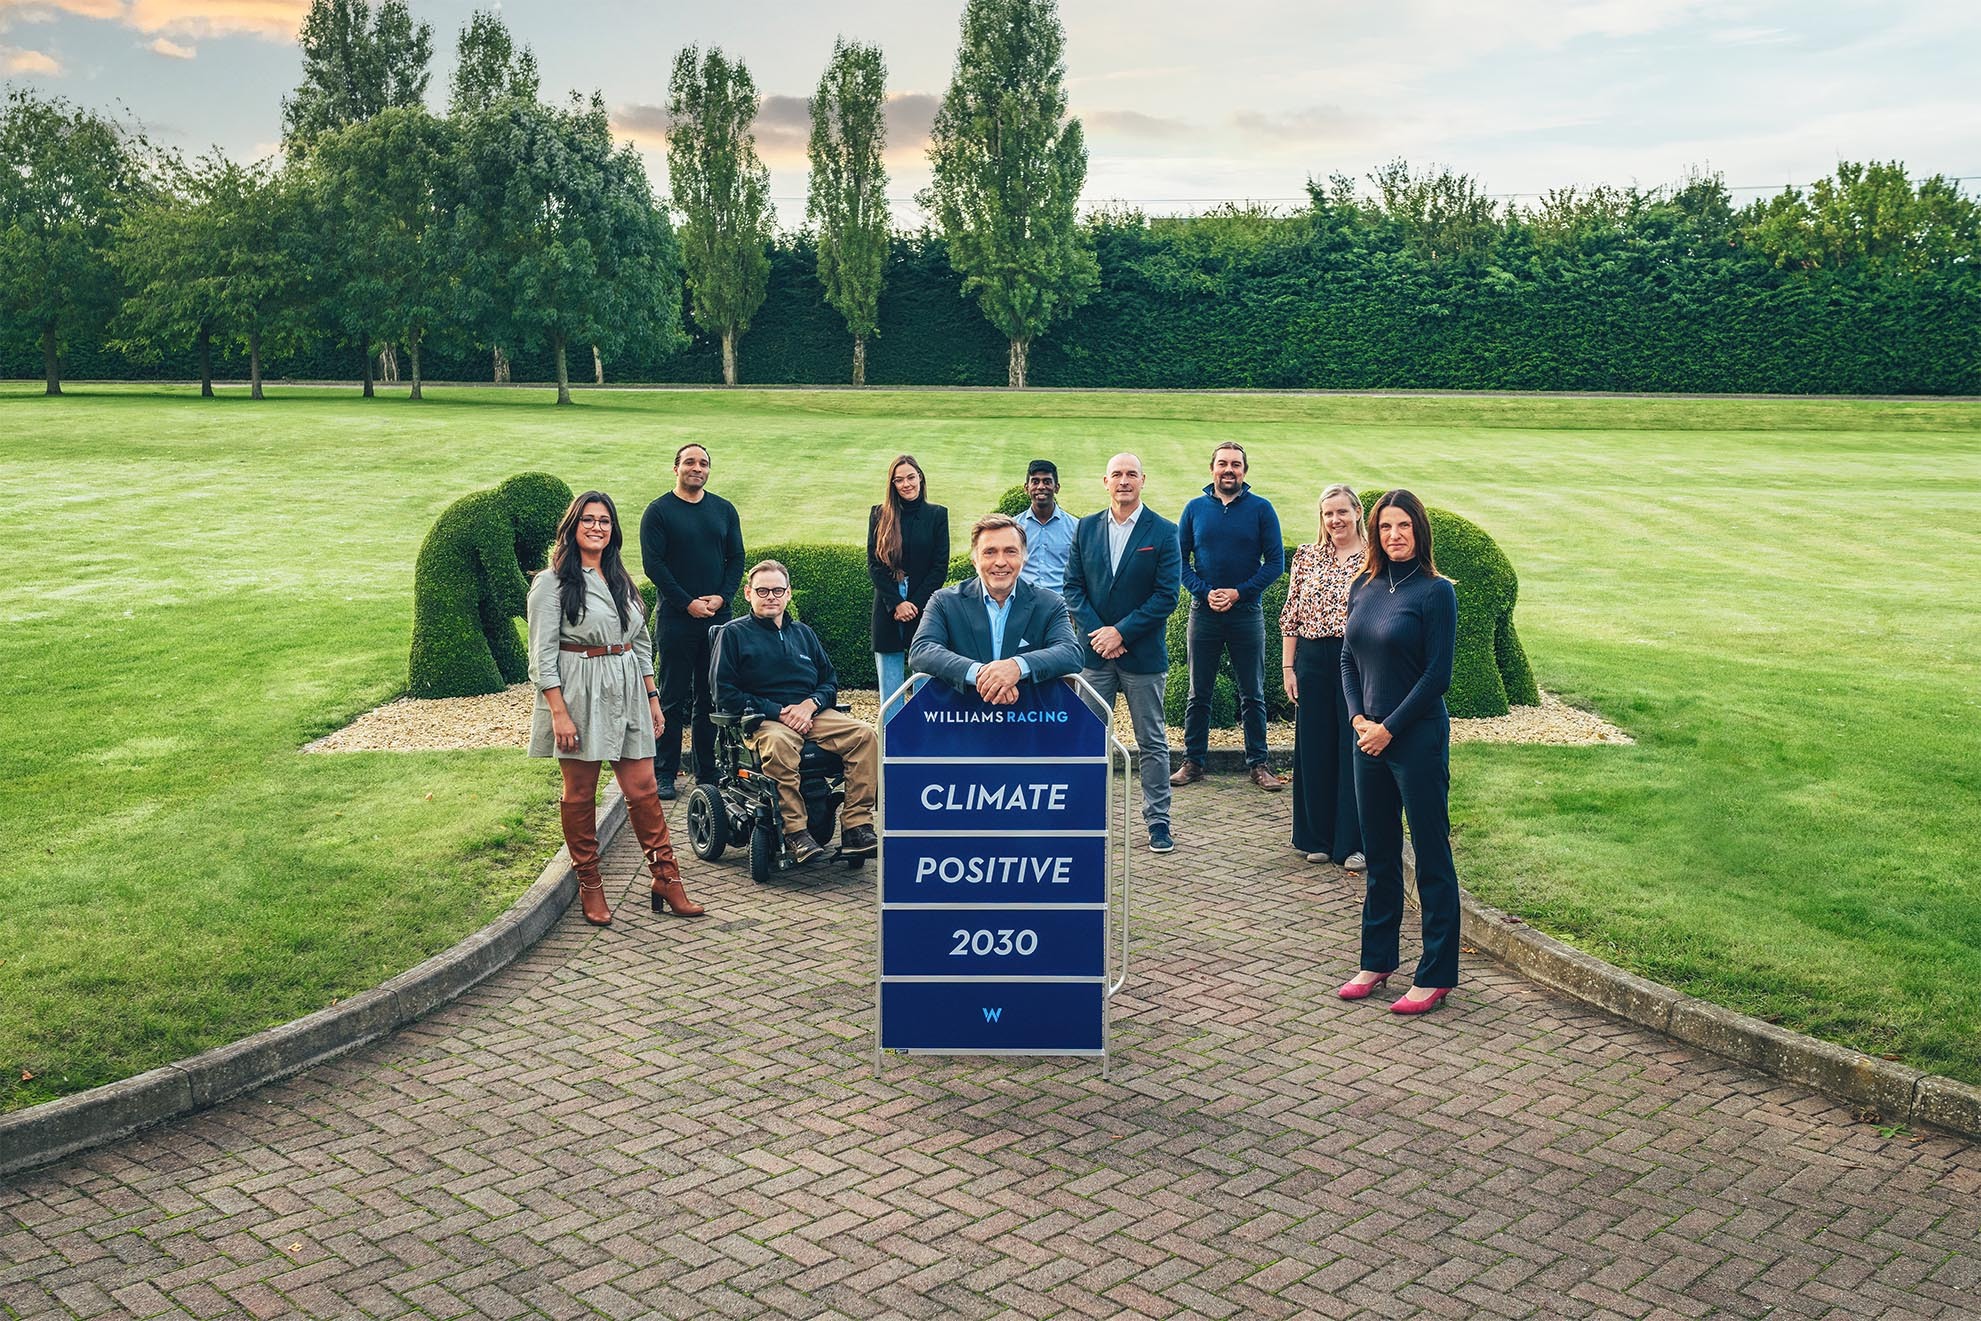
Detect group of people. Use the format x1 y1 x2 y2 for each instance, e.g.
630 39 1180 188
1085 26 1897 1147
522 441 1464 1011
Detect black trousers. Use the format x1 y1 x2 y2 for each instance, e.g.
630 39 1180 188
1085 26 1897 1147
655 614 721 782
1291 636 1361 859
1354 714 1461 989
1183 600 1269 766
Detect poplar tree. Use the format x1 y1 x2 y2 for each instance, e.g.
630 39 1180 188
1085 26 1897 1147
449 9 538 382
807 38 891 387
923 0 1096 387
0 89 147 396
666 45 771 386
449 9 539 114
281 0 434 155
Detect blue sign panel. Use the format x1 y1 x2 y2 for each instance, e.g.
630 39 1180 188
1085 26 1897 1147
880 980 1105 1052
883 761 1107 833
880 678 1113 1059
884 677 1107 759
882 834 1107 906
882 909 1106 978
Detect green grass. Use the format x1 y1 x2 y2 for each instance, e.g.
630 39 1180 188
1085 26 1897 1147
2 383 1977 1107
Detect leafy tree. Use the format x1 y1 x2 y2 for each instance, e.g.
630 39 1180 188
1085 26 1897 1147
212 160 313 398
309 107 456 399
806 38 891 386
282 0 435 155
1744 161 1981 274
0 89 148 395
111 151 234 396
449 9 539 114
453 93 683 404
666 44 772 386
922 0 1096 387
449 8 539 382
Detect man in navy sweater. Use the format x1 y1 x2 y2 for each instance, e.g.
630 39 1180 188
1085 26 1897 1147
1173 441 1286 791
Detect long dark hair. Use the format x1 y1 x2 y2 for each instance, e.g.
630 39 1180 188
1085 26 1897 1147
551 491 641 630
1363 488 1440 583
873 454 925 580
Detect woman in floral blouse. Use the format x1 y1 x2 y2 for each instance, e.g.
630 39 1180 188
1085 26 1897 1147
1281 484 1367 870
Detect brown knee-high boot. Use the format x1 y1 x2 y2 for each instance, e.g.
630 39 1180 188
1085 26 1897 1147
625 793 705 916
560 795 611 926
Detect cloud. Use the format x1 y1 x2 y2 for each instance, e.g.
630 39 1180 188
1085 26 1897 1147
1 43 61 72
1083 108 1195 143
146 32 191 56
1228 105 1375 149
0 0 302 40
613 90 942 168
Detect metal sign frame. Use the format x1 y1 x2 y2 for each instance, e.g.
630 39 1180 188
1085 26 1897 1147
874 672 1134 1076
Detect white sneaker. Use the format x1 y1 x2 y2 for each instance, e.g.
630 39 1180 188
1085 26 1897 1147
1343 852 1366 872
1304 851 1331 864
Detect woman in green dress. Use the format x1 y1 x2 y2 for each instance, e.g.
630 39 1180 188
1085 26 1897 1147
527 491 705 924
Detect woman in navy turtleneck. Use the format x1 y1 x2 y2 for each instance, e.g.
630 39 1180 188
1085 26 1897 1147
867 455 951 708
1336 489 1462 1015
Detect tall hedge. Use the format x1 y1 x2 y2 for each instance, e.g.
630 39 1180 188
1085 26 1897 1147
11 220 1977 392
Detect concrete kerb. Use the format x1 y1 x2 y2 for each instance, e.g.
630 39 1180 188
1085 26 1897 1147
0 789 628 1180
1400 846 1981 1142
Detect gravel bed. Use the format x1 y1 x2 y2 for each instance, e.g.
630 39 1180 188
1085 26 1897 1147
307 685 1629 754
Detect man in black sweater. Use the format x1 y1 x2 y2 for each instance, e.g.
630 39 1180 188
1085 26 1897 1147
640 443 746 796
712 561 878 864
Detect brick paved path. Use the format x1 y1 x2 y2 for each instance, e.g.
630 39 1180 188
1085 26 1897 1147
5 781 1979 1319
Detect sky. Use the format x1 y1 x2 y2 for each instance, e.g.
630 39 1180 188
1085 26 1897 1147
4 0 1979 227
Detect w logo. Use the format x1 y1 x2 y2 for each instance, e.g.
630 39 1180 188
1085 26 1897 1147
981 1007 1003 1023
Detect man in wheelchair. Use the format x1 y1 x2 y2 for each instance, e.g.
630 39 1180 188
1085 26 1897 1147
708 559 879 871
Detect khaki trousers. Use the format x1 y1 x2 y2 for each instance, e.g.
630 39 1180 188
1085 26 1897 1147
747 709 878 838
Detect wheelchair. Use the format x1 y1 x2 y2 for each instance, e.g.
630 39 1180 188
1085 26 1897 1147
685 708 871 884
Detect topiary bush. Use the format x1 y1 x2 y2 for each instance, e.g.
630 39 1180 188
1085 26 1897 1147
1162 499 1537 727
666 508 1535 722
995 483 1085 519
408 472 572 698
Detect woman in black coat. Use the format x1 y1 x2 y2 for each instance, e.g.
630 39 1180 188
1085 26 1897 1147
867 455 950 708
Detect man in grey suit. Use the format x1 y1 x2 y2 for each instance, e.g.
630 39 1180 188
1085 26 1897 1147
1062 453 1182 852
909 513 1083 703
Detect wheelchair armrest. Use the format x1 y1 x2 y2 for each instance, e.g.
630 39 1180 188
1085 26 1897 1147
832 704 851 713
739 712 766 734
710 711 741 728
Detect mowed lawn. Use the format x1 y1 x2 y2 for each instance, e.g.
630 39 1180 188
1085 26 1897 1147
2 384 1977 1110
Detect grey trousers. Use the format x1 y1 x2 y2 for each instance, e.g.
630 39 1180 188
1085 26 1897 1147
1081 663 1171 832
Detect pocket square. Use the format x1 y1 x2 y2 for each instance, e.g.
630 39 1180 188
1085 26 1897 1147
1135 545 1154 553
1019 638 1030 646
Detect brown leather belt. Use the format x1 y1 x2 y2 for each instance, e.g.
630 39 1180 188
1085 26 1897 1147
559 643 633 657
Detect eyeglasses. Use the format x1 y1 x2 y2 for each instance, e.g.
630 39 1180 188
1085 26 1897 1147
751 585 790 599
577 516 612 528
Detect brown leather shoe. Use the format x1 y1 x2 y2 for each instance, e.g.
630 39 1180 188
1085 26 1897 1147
786 830 825 865
1169 761 1205 786
560 796 610 926
1249 764 1286 792
625 792 705 916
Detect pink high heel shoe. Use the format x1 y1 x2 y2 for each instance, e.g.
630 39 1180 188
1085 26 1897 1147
1389 986 1453 1015
1336 972 1390 1001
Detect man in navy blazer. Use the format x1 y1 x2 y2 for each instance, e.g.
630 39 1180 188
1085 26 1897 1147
1062 453 1183 852
910 513 1083 703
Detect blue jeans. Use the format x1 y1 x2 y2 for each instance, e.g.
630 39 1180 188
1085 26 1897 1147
1183 600 1268 766
875 650 908 717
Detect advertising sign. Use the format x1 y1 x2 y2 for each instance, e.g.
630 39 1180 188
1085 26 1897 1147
878 677 1115 1056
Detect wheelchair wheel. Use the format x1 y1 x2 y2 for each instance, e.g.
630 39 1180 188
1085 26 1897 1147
749 823 776 885
685 785 727 862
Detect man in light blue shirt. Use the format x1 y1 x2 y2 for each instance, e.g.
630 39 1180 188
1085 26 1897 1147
1015 459 1077 594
